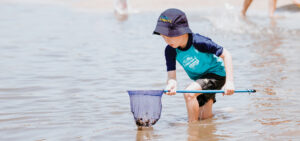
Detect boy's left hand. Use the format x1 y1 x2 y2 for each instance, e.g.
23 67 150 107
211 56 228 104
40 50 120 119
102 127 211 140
223 81 235 95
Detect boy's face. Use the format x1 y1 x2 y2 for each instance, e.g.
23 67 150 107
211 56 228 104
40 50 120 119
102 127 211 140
161 34 188 48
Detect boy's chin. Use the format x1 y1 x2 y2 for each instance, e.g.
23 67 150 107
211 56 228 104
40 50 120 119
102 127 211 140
170 45 179 48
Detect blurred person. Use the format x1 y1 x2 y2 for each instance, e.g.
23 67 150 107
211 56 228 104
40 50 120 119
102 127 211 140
153 9 235 122
241 0 277 17
135 127 153 141
242 0 300 17
114 0 128 21
187 120 217 141
294 0 300 6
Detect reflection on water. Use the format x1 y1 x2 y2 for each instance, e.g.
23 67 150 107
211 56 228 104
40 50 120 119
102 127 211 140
135 127 154 141
187 120 218 141
0 1 299 140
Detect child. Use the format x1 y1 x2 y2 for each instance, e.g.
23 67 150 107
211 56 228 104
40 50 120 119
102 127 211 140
153 8 235 122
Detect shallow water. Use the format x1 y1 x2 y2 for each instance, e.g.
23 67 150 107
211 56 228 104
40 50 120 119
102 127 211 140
0 1 300 141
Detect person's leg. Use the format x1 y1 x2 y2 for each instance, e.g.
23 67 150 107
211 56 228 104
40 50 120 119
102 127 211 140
198 99 214 120
242 0 253 16
195 74 225 120
114 0 128 21
293 0 300 6
269 0 277 17
184 82 202 122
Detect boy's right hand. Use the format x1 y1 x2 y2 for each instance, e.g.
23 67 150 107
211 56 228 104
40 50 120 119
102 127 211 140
165 79 177 95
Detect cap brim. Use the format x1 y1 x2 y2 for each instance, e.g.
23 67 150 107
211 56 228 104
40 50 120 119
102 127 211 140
153 26 192 37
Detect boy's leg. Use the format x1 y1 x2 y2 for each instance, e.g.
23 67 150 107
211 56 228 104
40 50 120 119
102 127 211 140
198 99 214 120
184 82 202 122
184 74 225 122
195 75 225 120
184 82 214 122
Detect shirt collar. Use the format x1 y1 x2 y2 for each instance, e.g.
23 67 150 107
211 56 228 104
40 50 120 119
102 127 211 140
178 33 193 51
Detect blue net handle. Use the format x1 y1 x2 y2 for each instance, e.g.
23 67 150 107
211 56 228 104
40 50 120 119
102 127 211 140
163 89 256 93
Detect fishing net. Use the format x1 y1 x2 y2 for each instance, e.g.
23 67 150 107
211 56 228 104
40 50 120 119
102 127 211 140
127 90 163 127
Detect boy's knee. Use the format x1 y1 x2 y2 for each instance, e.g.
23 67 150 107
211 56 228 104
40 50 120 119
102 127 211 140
184 93 200 100
186 82 201 90
184 82 202 100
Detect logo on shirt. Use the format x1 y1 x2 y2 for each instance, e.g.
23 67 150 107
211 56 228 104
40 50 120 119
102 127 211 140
159 16 172 23
183 56 199 69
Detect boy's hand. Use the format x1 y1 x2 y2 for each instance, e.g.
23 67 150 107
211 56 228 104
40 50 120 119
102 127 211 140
165 79 177 95
224 81 235 95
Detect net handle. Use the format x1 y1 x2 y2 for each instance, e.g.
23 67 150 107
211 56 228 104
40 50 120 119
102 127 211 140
163 89 256 93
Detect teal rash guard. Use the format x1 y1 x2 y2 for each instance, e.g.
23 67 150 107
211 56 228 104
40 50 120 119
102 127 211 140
165 33 226 80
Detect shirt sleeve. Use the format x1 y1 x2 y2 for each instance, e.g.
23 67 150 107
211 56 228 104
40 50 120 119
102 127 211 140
164 45 177 71
193 34 224 57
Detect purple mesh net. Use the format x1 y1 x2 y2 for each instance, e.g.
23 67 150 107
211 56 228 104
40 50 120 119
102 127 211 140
127 90 163 127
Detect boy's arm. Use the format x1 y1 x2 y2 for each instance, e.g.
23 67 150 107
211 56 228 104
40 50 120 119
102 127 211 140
167 70 176 81
165 70 177 95
220 48 235 95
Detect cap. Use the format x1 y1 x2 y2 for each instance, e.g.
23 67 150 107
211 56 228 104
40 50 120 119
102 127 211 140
153 8 192 37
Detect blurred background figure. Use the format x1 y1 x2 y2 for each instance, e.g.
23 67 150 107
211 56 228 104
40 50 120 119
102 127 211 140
114 0 128 21
294 0 300 6
242 0 300 17
241 0 277 17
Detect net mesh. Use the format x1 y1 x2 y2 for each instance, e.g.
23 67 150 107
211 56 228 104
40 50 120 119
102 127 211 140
127 90 163 127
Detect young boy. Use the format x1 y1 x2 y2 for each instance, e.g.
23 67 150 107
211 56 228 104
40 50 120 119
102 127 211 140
153 8 235 122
